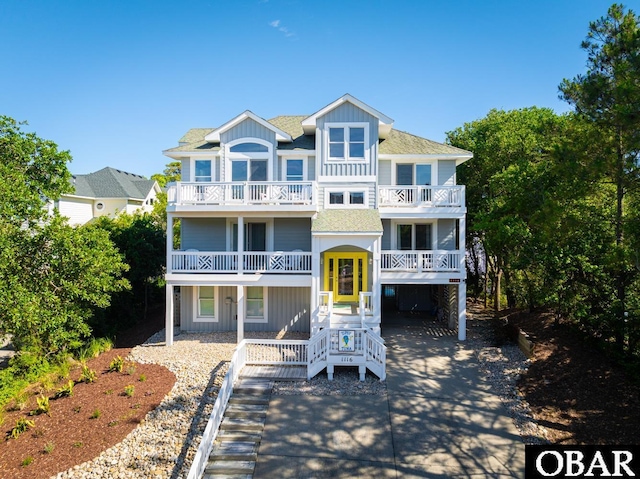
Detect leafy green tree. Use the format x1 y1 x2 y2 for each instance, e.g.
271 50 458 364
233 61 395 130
151 160 181 188
559 3 640 352
0 215 128 355
0 117 72 226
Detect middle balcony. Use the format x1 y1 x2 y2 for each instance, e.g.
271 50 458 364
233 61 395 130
170 250 312 274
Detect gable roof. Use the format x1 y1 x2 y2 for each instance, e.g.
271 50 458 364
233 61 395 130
301 94 394 138
379 129 472 157
68 167 157 200
204 110 292 143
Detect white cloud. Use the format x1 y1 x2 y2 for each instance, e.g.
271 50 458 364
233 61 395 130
269 19 296 39
269 20 280 27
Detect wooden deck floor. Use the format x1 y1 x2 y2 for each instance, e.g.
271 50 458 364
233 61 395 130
241 365 307 381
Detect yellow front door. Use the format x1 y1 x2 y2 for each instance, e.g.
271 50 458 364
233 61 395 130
323 252 368 303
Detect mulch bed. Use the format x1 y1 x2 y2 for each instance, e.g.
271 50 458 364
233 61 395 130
0 309 175 479
501 308 640 445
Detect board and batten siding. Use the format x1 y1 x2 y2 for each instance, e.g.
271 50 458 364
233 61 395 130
437 219 456 250
274 218 312 251
180 286 310 333
181 218 226 251
316 102 379 178
437 160 456 186
180 158 191 182
381 219 391 250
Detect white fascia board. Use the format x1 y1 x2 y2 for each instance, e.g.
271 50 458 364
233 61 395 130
379 153 473 164
277 149 316 157
60 193 96 201
302 94 394 137
312 232 382 237
163 150 218 159
205 110 292 143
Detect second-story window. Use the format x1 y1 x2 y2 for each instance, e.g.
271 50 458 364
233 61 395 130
328 124 367 161
195 160 212 182
226 139 272 182
232 160 267 182
286 159 304 181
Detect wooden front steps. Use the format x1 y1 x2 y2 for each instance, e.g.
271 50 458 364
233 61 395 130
203 379 273 479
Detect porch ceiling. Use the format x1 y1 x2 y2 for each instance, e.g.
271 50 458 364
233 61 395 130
312 209 383 234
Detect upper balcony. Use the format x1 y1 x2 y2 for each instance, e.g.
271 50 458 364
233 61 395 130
378 185 465 214
167 181 317 213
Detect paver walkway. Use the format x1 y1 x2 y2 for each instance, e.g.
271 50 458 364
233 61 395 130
253 318 525 478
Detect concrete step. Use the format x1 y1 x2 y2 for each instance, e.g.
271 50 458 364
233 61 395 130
229 394 270 406
233 379 273 395
225 403 267 418
203 474 252 479
220 417 265 432
210 441 258 461
204 460 255 476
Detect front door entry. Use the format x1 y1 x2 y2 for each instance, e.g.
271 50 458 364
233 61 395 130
323 252 368 303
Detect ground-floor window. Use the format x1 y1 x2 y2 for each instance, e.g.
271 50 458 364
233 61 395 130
245 286 267 323
195 286 218 322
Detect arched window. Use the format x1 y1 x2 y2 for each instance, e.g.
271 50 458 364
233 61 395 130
229 142 269 153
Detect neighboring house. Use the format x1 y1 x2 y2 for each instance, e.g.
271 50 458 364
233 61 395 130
162 94 472 378
55 167 161 225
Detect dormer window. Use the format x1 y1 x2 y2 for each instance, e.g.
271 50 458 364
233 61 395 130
225 138 272 182
327 123 368 161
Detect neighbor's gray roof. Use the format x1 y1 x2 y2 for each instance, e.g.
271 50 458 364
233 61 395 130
167 116 471 156
312 209 383 233
69 167 156 199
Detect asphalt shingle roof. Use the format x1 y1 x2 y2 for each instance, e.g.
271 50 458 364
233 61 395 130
69 167 155 199
167 116 471 157
312 209 383 233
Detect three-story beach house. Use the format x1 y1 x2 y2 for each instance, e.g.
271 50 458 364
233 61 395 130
163 95 471 379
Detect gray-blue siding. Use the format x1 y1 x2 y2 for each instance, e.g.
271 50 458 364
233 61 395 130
179 286 310 333
274 218 312 251
438 160 456 185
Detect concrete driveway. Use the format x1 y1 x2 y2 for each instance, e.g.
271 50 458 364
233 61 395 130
254 320 525 478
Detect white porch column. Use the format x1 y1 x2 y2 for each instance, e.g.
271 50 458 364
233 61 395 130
310 235 321 334
236 285 245 343
166 213 174 271
237 216 244 275
459 215 466 272
458 283 467 341
371 237 381 330
165 284 174 346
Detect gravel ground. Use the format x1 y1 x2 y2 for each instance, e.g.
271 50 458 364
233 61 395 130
54 315 545 478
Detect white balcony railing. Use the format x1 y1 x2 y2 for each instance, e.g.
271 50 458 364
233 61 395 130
170 250 312 274
167 181 315 206
381 250 462 272
378 185 464 207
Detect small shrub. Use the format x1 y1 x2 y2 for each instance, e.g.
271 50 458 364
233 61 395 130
8 417 35 439
30 395 50 416
21 456 33 467
72 441 83 448
108 356 124 373
123 385 135 397
80 365 97 384
138 374 146 382
78 337 113 360
52 380 74 399
104 389 114 395
43 442 54 454
90 409 101 419
125 363 136 375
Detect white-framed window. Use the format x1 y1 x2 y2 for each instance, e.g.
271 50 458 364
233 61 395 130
225 138 272 182
194 160 212 182
393 222 434 250
228 219 274 252
285 158 305 181
393 162 434 186
326 123 368 162
195 286 218 322
245 286 267 323
325 188 368 209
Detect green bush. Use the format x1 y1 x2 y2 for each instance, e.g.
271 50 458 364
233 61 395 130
30 395 50 416
108 356 124 373
79 365 97 383
8 417 35 439
52 380 74 399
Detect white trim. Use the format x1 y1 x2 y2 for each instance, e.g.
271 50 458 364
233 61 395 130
318 175 377 183
244 286 268 323
325 122 369 163
390 220 437 250
277 150 316 157
205 111 292 142
224 138 272 182
194 286 219 322
391 159 438 186
379 153 472 161
164 150 219 159
302 94 393 138
284 157 307 182
193 159 213 182
324 187 368 209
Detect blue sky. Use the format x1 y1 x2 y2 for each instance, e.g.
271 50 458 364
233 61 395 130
1 0 633 178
